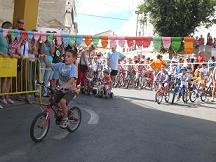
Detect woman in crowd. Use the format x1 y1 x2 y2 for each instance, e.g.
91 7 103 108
0 21 14 107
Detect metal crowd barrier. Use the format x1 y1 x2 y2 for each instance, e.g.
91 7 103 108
0 56 42 103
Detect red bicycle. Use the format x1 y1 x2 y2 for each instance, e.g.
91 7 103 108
30 84 81 143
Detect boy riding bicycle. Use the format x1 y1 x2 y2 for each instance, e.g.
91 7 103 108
44 47 78 128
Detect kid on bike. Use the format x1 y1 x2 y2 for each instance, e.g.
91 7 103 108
44 47 78 128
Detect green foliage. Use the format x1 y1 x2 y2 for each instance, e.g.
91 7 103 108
138 0 216 37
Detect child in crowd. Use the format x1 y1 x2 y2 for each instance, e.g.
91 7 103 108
102 70 112 98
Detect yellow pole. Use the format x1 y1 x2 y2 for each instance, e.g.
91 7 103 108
13 0 39 30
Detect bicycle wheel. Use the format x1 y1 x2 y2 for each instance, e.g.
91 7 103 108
67 106 82 133
155 91 163 104
182 89 189 103
30 112 50 143
189 91 197 103
164 92 170 103
200 91 207 102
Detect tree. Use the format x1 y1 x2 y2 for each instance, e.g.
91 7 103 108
138 0 216 37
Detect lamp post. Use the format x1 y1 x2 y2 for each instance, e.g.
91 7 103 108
135 10 139 37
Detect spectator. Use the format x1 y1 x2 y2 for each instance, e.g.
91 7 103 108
16 19 25 30
213 38 216 48
208 56 215 71
206 33 213 46
197 51 205 62
107 45 125 82
0 21 14 107
211 67 216 102
150 54 166 73
198 35 205 46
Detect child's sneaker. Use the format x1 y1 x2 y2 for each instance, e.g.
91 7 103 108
59 117 68 128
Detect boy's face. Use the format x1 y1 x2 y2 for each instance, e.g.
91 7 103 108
64 52 76 65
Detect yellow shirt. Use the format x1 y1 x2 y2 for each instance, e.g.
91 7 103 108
150 59 166 71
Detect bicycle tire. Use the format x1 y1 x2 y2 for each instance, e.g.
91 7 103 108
182 89 189 103
30 112 50 143
67 106 82 133
155 91 163 104
189 91 197 103
200 91 207 102
164 92 170 103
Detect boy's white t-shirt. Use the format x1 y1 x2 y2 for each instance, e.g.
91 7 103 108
107 51 124 70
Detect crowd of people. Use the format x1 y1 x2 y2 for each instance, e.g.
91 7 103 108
0 19 216 110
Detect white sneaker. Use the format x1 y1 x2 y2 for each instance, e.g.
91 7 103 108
1 98 8 105
0 104 3 109
6 98 14 104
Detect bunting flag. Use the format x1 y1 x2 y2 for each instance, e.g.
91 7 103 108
126 37 134 48
21 31 28 41
109 38 117 48
9 29 16 41
69 35 76 45
63 37 70 47
3 29 8 37
100 36 108 48
76 35 83 45
47 33 54 43
118 37 125 48
92 35 100 46
171 37 182 51
162 37 171 49
184 37 194 54
153 37 162 50
143 37 152 48
40 32 47 42
28 31 34 40
15 30 21 40
84 35 92 46
34 32 40 41
136 37 143 48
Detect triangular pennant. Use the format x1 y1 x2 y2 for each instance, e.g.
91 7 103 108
9 29 16 41
143 37 152 48
69 35 76 45
84 35 92 46
47 33 54 43
100 36 108 48
40 33 47 42
153 37 162 50
3 29 8 37
34 32 40 41
171 37 182 52
92 35 100 46
21 31 28 41
162 37 171 49
110 39 117 48
136 37 143 48
15 30 21 40
118 38 125 48
28 31 34 40
76 35 83 45
126 37 135 48
184 37 194 54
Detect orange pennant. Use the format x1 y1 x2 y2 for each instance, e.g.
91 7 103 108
184 37 194 54
84 35 92 46
100 36 108 48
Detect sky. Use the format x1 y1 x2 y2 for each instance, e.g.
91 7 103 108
75 0 141 36
75 0 216 37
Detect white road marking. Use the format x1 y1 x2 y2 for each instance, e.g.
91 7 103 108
53 131 69 140
83 108 99 125
0 150 26 162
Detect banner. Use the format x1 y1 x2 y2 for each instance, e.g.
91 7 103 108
0 57 17 77
184 37 194 54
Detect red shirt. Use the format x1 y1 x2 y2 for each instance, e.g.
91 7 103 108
103 75 112 85
198 55 205 62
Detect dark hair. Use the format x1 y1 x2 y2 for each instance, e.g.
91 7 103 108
65 46 78 59
1 21 12 28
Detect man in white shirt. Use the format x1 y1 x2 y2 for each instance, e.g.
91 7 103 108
107 45 125 81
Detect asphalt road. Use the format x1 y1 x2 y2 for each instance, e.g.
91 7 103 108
0 89 216 162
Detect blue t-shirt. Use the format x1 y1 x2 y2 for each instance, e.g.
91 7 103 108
107 51 124 70
52 63 77 90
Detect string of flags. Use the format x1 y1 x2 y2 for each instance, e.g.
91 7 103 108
0 28 196 53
